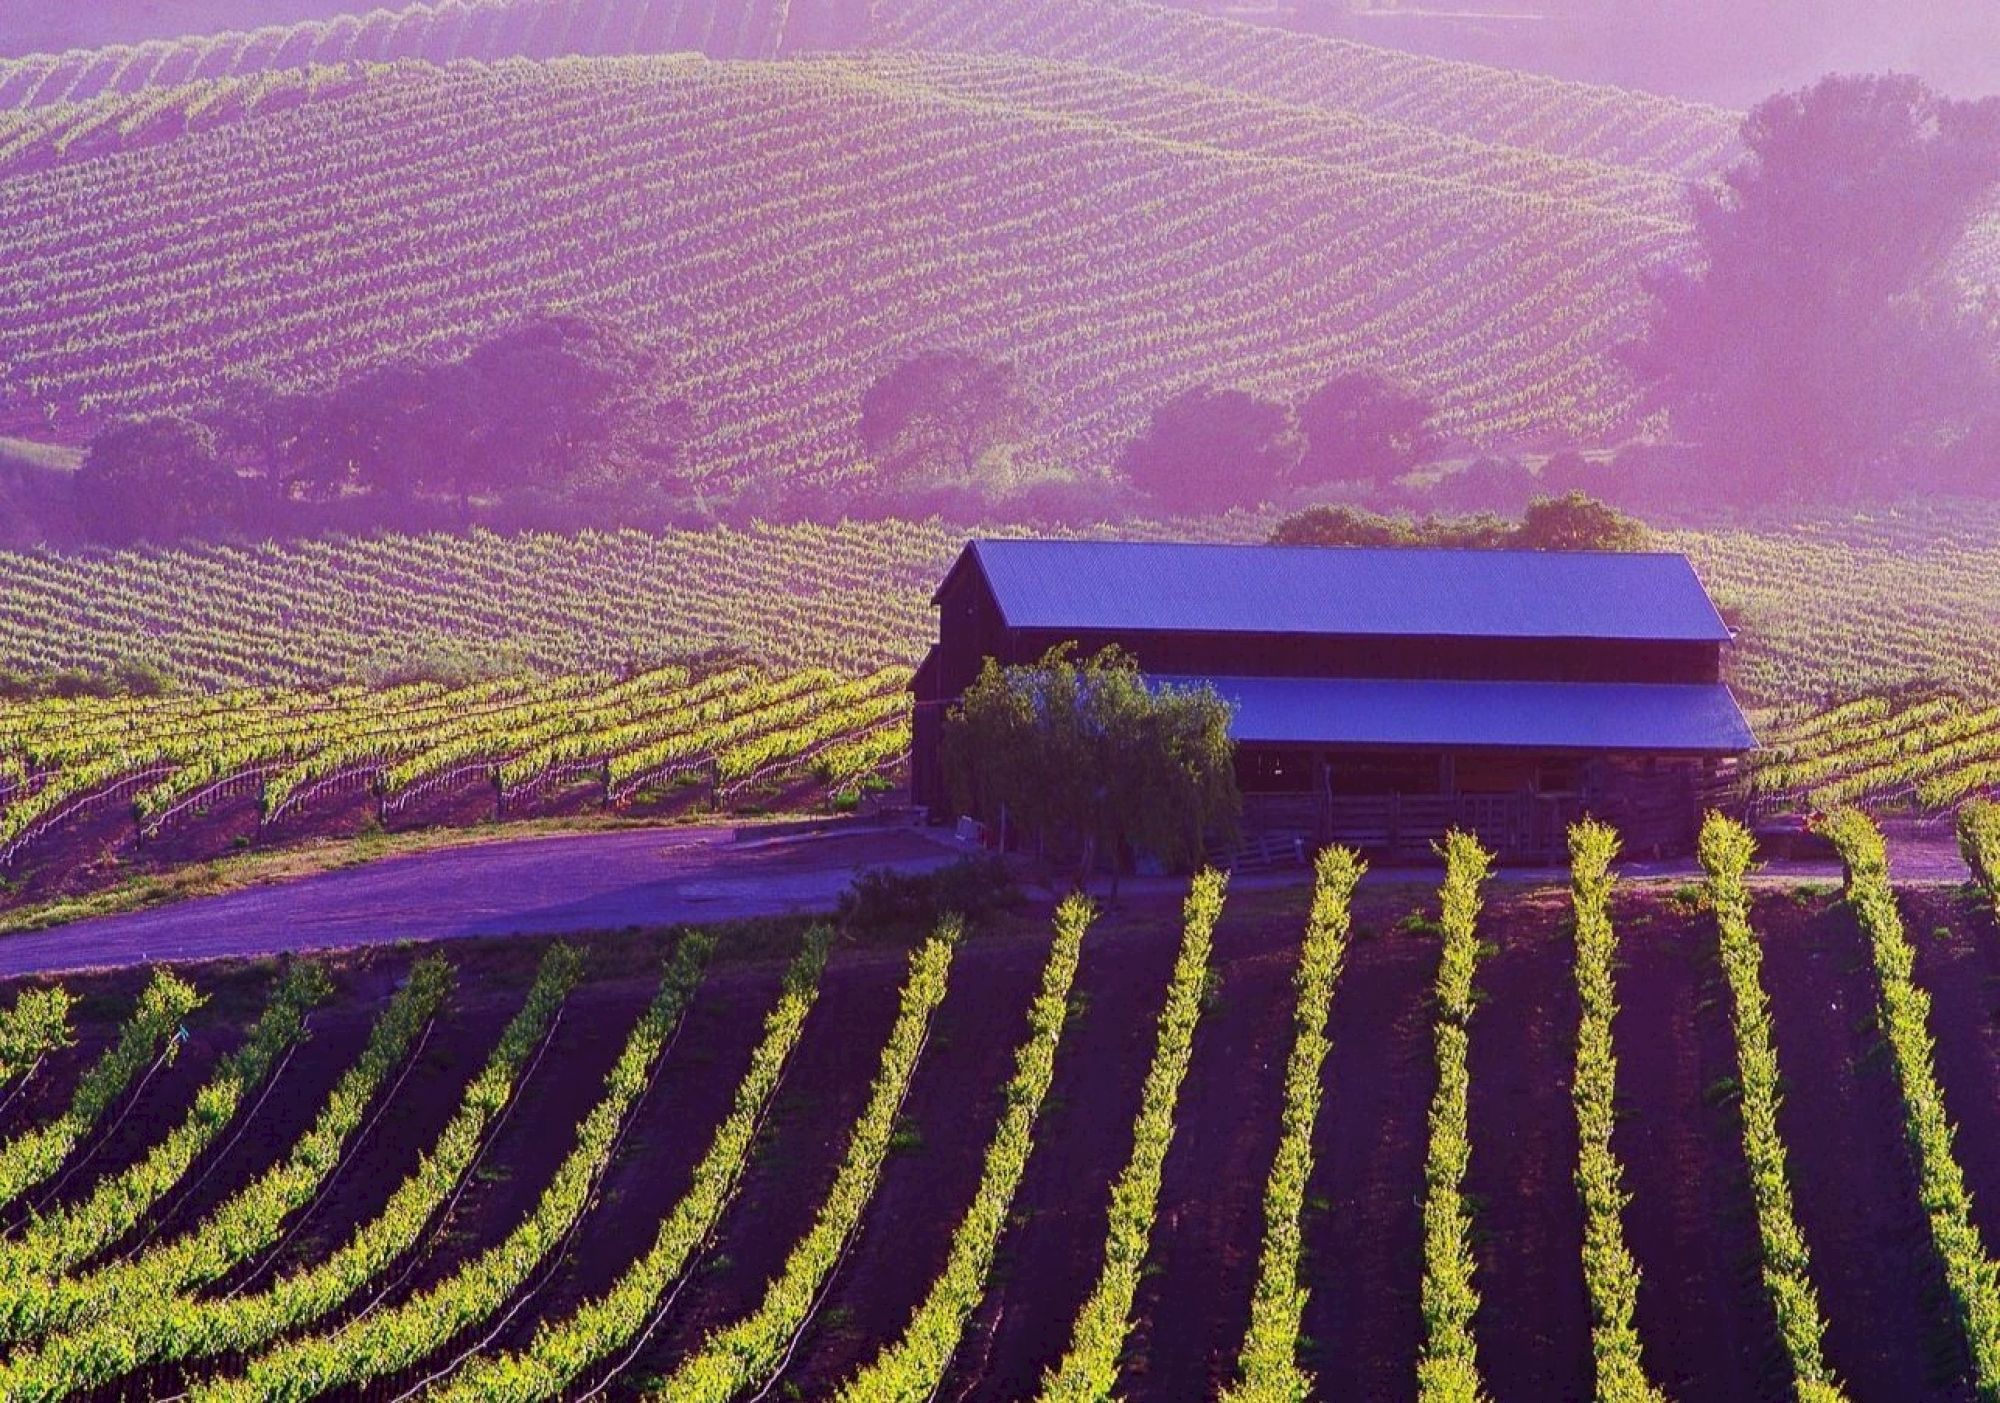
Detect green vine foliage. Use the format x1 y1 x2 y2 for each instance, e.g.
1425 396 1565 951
1038 869 1228 1402
1821 808 2000 1398
0 958 453 1344
0 988 74 1086
199 938 714 1402
0 970 203 1212
0 961 330 1290
654 920 960 1403
0 944 583 1401
1567 820 1667 1403
1222 847 1364 1403
1698 814 1847 1403
434 926 834 1403
1416 830 1493 1403
839 895 1098 1402
1961 800 2000 906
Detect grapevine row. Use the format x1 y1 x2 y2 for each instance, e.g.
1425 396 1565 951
837 895 1096 1401
1821 809 2000 1394
1416 830 1492 1403
0 943 584 1400
1565 820 1666 1402
0 958 454 1344
0 971 203 1211
1696 814 1846 1402
1038 868 1227 1401
1222 847 1364 1402
200 935 714 1401
0 988 73 1087
1964 800 2000 905
654 917 961 1401
433 925 833 1402
0 961 331 1288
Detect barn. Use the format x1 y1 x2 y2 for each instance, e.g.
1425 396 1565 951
909 538 1756 859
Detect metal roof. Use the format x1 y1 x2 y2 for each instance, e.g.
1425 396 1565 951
955 539 1733 643
1154 675 1756 753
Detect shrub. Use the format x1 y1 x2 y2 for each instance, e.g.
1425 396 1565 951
838 857 1018 936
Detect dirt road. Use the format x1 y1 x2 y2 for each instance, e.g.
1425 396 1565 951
0 825 963 978
0 820 1967 981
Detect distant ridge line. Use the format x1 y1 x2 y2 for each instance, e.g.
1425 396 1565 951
0 0 1741 181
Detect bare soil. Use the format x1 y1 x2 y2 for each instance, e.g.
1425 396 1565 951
483 959 784 1354
138 1009 374 1249
1125 906 1301 1399
1756 892 1975 1400
937 908 1184 1401
211 992 522 1293
779 928 1049 1395
1463 890 1593 1401
9 880 2000 1398
1612 894 1791 1399
611 943 909 1394
1296 896 1439 1403
377 980 652 1309
1901 889 2000 1269
16 1014 245 1232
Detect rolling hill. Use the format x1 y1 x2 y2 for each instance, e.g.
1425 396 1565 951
0 0 1742 488
0 46 1696 483
0 0 1744 176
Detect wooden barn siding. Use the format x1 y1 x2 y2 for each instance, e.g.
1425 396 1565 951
1007 627 1721 685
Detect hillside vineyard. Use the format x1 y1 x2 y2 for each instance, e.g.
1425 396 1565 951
0 52 1689 469
0 814 1988 1396
0 666 914 870
0 0 1762 481
0 0 1744 176
0 510 1994 702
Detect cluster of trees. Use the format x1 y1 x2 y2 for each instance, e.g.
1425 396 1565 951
1267 492 1651 552
1636 74 2000 504
1117 372 1438 514
941 645 1239 892
850 350 1440 519
839 349 1122 523
76 313 685 544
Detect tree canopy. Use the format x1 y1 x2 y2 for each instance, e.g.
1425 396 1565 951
72 312 681 544
1296 370 1439 485
857 349 1038 492
1118 385 1302 513
941 645 1239 889
1634 74 2000 501
1269 492 1649 552
75 415 242 545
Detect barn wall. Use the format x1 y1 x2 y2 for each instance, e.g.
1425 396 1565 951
1009 628 1721 685
1236 744 1716 859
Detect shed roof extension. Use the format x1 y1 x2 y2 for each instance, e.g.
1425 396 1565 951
1158 675 1756 754
948 539 1733 644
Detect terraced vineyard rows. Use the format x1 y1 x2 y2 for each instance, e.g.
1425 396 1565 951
0 522 947 689
0 51 1686 463
0 0 809 108
841 51 1694 220
876 0 1743 179
0 505 1991 706
1749 693 2000 814
0 814 1992 1397
0 0 1740 190
0 662 913 879
1674 504 2000 707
